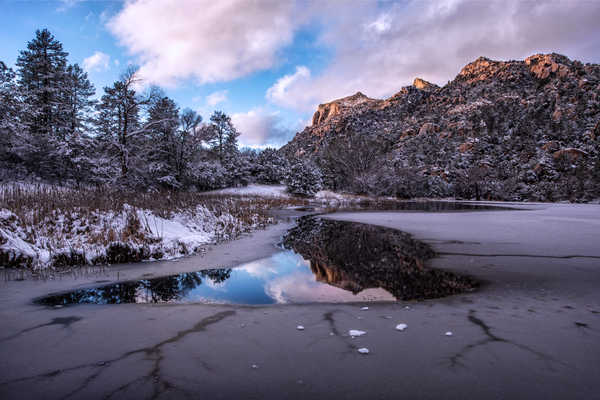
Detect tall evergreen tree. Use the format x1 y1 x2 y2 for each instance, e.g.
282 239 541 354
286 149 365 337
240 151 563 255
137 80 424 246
207 111 239 163
16 29 68 138
146 93 180 187
0 61 25 164
63 63 95 137
95 67 144 182
175 108 203 184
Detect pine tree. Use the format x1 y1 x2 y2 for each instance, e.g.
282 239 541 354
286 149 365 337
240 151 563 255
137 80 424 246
0 61 25 164
175 108 203 184
255 147 289 184
285 160 323 197
207 111 239 163
146 92 180 187
95 67 144 183
16 29 69 138
63 63 95 137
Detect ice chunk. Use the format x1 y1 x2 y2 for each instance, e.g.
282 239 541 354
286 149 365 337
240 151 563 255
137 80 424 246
296 325 305 330
349 330 366 337
445 331 453 336
357 348 370 354
395 323 407 331
360 307 369 311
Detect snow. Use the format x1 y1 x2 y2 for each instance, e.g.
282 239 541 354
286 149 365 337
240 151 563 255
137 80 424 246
202 184 290 198
395 324 408 331
357 348 370 354
0 201 268 269
349 330 366 337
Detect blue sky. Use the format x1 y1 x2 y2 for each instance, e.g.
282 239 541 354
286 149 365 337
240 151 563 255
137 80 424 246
2 0 599 148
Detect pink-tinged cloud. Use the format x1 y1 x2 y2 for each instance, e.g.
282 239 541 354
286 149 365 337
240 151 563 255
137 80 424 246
107 0 301 86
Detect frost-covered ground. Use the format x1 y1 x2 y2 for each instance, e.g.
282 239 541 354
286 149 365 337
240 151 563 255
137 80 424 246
204 184 387 204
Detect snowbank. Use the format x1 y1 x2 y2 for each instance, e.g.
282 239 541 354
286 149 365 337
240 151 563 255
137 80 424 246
0 203 273 270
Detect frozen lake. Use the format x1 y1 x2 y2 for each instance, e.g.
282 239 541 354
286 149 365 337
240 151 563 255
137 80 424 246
1 202 599 400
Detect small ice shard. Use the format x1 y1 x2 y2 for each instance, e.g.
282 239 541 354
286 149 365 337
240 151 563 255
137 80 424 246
445 331 453 336
296 325 305 330
349 330 366 337
357 348 369 354
329 332 335 336
405 306 410 310
395 323 408 331
251 364 259 369
360 307 369 311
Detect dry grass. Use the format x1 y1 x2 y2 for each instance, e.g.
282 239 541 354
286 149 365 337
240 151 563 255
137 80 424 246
0 184 308 226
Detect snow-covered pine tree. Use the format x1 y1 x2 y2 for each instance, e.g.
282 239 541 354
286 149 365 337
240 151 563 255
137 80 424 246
63 63 95 137
94 67 146 185
0 61 26 168
16 29 68 139
255 147 289 184
207 111 240 163
146 92 180 188
174 108 203 186
285 160 323 197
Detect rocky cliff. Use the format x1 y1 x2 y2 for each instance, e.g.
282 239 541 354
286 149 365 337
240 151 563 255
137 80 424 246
280 53 600 201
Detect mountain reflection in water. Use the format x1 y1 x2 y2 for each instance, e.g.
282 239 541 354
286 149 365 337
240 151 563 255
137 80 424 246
35 217 477 306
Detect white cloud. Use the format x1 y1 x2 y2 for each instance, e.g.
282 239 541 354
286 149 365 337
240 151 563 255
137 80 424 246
266 0 600 112
107 0 302 87
231 108 296 148
206 90 228 107
57 0 82 12
365 13 391 34
83 51 111 72
265 66 310 109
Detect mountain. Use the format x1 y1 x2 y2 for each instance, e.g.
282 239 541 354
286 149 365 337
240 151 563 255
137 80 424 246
280 54 600 201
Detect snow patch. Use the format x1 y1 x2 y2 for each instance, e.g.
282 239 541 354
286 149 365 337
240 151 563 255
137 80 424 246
349 330 366 337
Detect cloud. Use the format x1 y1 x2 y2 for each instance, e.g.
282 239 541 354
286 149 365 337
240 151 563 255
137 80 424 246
231 108 296 148
107 0 303 87
57 0 82 12
266 0 600 112
106 0 600 112
206 90 228 107
265 66 310 109
83 51 111 72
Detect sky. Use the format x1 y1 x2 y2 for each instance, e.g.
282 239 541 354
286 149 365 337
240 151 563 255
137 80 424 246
1 0 600 148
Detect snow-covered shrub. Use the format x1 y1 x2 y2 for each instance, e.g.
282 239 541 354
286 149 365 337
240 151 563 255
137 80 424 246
285 161 323 197
189 162 228 191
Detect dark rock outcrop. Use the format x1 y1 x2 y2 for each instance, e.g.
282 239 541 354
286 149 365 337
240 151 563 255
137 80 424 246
280 53 600 201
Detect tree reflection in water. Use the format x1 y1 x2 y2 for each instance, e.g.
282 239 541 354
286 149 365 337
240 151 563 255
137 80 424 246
36 269 232 306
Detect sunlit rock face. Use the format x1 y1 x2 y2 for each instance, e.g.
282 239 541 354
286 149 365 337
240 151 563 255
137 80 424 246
413 77 438 90
311 92 382 127
282 217 478 300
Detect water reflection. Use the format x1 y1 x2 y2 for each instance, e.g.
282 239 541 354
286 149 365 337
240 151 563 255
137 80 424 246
35 217 477 306
283 217 477 300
